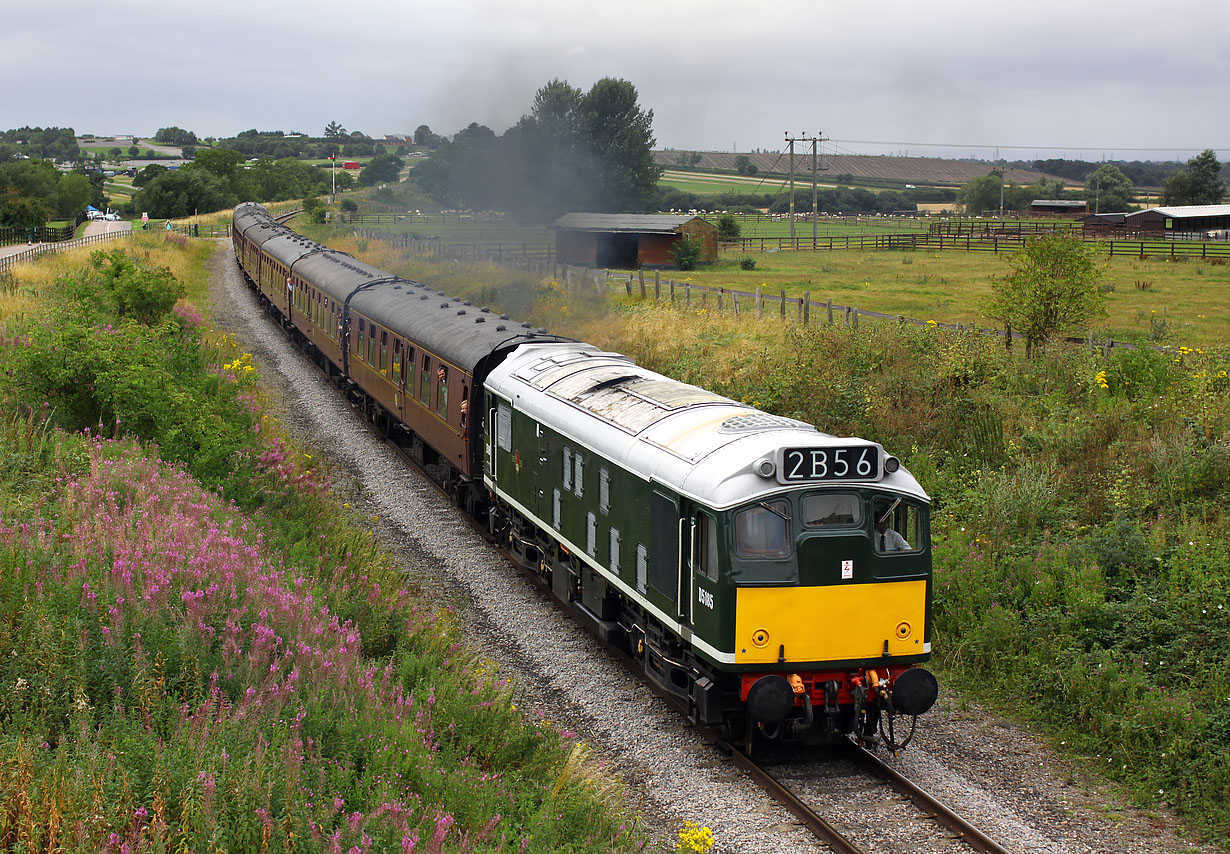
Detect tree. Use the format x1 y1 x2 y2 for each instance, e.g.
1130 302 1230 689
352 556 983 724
734 154 757 176
127 145 139 157
676 151 702 167
959 173 1003 214
358 152 404 186
716 213 741 239
1161 149 1225 206
1083 164 1135 213
188 147 245 182
324 121 346 139
983 233 1106 355
0 187 52 227
414 125 442 148
54 172 93 218
155 127 199 147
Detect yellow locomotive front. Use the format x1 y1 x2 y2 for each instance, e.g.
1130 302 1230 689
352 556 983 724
686 442 938 747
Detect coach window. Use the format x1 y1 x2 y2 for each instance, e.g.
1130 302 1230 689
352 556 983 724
436 365 449 419
380 331 389 376
392 339 402 384
419 354 430 405
405 346 415 393
733 500 792 560
367 325 377 366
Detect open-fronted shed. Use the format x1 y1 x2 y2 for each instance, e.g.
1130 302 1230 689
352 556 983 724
549 213 718 268
1124 204 1230 234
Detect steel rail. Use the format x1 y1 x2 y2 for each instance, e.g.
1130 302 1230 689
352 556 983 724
841 738 1014 854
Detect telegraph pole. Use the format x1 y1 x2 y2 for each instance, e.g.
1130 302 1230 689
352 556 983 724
785 132 827 246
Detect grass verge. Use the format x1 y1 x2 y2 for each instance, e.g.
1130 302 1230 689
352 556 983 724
0 237 646 852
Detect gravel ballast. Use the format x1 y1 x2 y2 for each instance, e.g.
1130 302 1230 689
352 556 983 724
207 243 1215 854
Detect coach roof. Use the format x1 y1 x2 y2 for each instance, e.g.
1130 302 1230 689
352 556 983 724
348 282 567 373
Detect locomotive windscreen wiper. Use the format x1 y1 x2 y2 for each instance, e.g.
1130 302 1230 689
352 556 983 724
760 501 791 521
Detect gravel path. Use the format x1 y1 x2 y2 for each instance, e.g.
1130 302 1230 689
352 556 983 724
206 243 1218 854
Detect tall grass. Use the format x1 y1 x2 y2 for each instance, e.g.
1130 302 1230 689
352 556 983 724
0 245 646 852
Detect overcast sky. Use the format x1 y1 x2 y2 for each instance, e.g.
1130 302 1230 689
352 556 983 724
5 0 1227 163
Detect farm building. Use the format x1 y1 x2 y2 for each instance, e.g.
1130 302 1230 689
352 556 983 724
1122 204 1230 234
549 213 718 268
1031 199 1088 215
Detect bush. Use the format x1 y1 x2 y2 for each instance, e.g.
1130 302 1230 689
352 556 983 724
739 256 756 271
340 198 358 212
671 235 702 271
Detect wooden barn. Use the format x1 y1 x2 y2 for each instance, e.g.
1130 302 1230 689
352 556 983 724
1122 204 1230 235
549 213 718 268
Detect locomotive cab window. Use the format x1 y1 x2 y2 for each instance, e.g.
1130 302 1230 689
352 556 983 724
872 496 922 554
803 493 862 528
694 512 720 581
733 500 792 559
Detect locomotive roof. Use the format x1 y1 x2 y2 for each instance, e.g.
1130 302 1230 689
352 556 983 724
486 342 928 509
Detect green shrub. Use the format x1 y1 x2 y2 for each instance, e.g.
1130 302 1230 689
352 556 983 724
739 256 756 270
671 235 702 270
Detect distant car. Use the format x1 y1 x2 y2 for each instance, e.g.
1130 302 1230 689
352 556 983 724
1207 229 1229 240
101 213 120 221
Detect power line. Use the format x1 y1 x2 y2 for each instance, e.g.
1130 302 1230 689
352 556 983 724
829 138 1229 154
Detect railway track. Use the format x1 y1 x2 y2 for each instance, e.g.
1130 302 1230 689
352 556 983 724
245 242 1012 854
746 737 1014 854
350 386 1013 854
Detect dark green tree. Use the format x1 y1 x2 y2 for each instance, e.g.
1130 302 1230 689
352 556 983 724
154 126 199 147
716 214 741 239
1161 149 1225 206
128 145 140 157
132 169 237 218
1084 164 1135 213
414 124 442 148
189 147 245 182
358 152 404 186
983 233 1106 355
54 172 93 218
960 173 1004 214
0 187 52 227
734 154 757 175
324 120 346 139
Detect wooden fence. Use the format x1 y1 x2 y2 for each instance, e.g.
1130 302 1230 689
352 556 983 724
721 231 1230 258
0 229 134 276
352 228 555 271
561 265 1147 355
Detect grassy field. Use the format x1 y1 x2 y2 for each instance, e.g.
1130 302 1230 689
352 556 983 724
686 246 1230 349
315 215 1229 351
